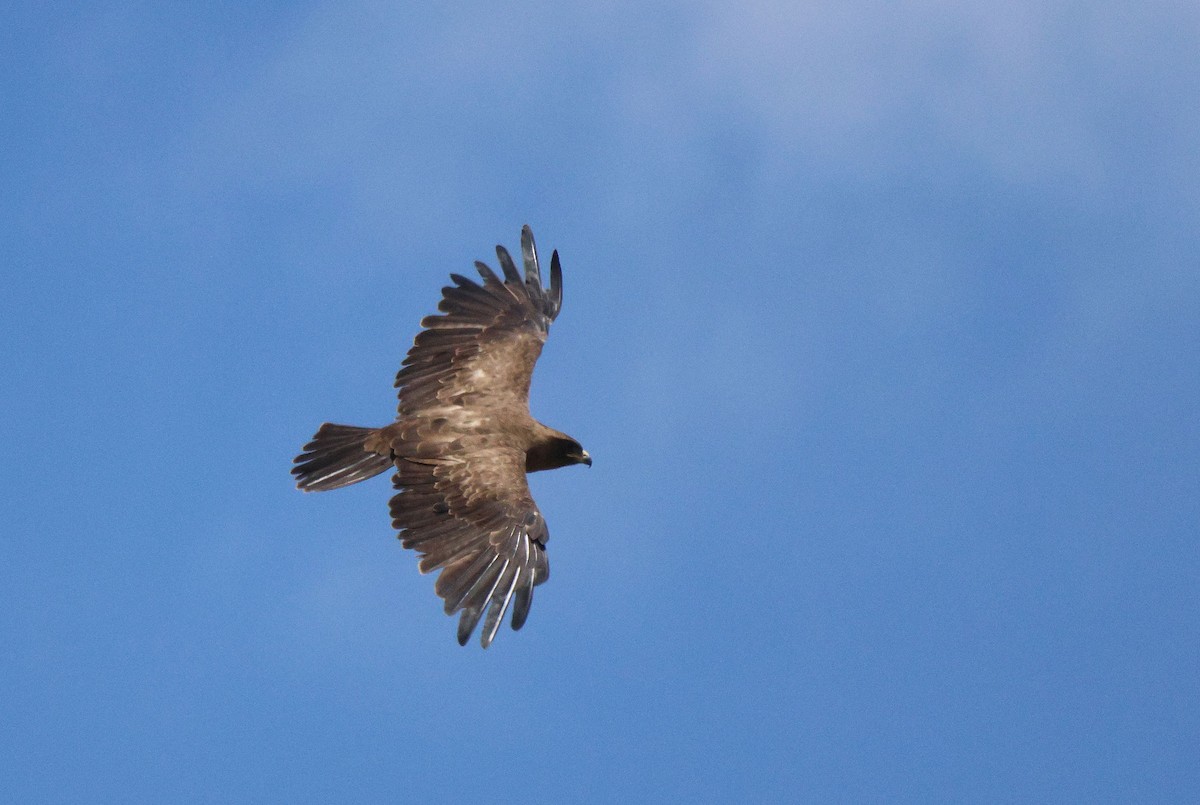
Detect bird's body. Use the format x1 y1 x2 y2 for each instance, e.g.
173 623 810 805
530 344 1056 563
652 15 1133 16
293 226 589 647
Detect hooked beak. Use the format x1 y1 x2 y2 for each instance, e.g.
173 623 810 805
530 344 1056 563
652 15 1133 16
580 450 592 467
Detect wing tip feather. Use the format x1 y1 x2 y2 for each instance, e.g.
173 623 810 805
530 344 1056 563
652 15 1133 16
549 250 562 319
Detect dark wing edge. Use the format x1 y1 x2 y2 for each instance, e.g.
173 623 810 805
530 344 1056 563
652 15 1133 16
443 515 550 647
520 224 563 321
389 458 551 648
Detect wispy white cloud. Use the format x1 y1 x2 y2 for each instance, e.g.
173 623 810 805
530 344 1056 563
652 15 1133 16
169 0 1198 384
179 1 1200 208
668 2 1198 189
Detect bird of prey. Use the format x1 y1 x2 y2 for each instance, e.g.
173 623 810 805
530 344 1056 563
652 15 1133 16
292 226 590 648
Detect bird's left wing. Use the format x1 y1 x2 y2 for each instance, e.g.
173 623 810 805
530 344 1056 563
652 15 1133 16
393 225 563 419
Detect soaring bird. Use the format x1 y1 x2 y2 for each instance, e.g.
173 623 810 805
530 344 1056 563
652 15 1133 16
292 226 590 647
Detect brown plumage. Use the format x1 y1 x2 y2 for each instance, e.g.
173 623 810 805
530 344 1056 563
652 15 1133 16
292 226 590 647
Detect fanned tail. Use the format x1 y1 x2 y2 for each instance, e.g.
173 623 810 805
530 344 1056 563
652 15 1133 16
292 423 392 491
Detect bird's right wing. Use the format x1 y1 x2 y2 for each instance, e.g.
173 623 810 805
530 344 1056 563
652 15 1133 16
388 439 551 648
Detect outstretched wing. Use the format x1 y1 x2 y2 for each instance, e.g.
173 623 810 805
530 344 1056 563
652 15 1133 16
388 226 564 646
389 443 550 647
393 224 563 419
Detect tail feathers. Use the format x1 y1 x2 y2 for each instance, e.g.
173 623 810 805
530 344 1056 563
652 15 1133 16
293 423 392 491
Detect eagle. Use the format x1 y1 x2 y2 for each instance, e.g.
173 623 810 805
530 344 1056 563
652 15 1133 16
292 226 590 648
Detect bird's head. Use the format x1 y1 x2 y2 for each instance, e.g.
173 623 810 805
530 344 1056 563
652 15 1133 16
527 432 592 472
568 440 592 468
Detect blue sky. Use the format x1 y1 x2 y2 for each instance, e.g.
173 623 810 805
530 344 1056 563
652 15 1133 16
4 2 1198 801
